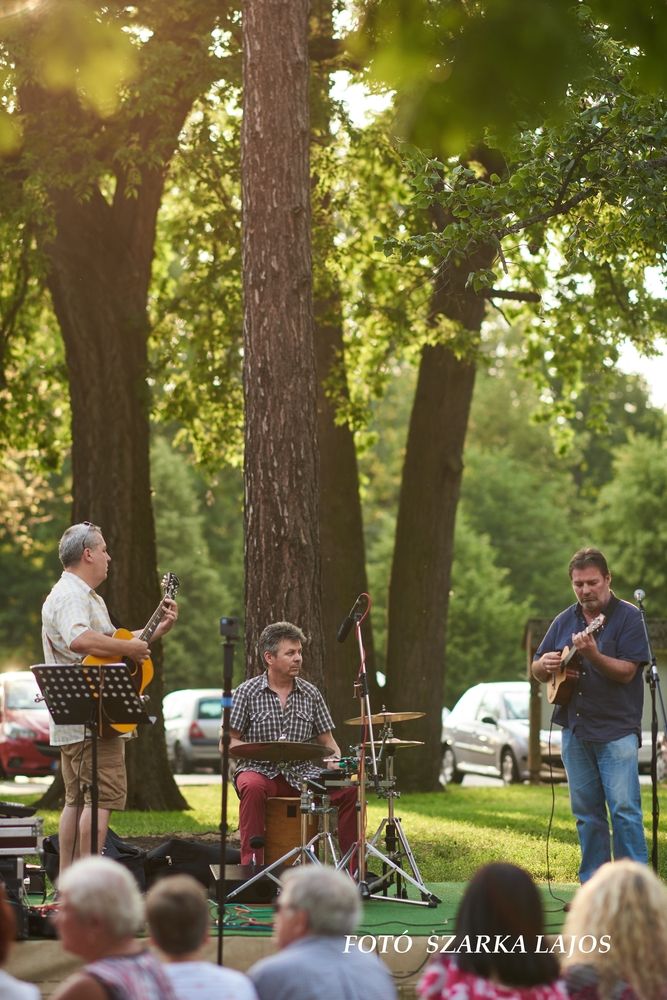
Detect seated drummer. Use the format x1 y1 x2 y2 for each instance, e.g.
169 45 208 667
227 621 357 868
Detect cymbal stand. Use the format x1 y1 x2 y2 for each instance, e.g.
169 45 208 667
226 779 338 902
363 726 440 906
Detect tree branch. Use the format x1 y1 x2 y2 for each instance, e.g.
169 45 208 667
480 287 541 303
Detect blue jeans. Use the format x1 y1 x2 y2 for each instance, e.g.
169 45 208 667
561 729 648 882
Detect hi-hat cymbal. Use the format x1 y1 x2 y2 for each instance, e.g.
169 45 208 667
380 738 424 750
231 740 334 763
344 710 425 726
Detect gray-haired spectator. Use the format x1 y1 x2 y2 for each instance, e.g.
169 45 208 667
51 856 176 1000
146 874 258 1000
248 867 396 1000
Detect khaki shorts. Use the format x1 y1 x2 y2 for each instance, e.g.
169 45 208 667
60 738 127 811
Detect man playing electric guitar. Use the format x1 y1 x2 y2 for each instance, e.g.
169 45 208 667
531 547 648 882
42 522 178 874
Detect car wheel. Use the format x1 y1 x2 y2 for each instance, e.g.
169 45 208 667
172 743 191 775
500 747 519 784
440 746 463 786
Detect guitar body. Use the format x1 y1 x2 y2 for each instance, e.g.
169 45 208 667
81 571 179 738
83 629 155 737
545 612 606 707
547 646 582 706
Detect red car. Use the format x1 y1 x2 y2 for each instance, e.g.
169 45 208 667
0 670 58 779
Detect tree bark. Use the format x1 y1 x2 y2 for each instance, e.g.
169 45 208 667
242 0 324 683
309 0 380 728
384 253 492 791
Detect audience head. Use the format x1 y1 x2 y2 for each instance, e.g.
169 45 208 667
453 862 559 987
562 859 667 1000
146 875 209 957
55 857 144 957
274 867 361 949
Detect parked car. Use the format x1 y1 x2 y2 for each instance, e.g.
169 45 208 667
440 681 564 785
0 670 58 779
163 688 223 773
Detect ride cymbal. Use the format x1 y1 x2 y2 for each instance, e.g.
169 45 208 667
344 710 425 726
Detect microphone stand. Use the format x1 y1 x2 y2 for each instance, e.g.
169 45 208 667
217 616 239 965
635 591 666 873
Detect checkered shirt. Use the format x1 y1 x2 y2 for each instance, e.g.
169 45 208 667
41 571 114 746
230 672 335 789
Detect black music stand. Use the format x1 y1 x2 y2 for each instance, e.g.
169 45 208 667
31 663 151 856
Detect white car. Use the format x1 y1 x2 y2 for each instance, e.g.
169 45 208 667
163 688 223 773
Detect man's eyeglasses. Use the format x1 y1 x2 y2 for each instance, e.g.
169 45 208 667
80 521 100 552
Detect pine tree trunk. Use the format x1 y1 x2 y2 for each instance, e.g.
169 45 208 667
242 0 324 683
309 0 380 729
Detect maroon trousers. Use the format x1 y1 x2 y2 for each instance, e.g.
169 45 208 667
235 770 358 866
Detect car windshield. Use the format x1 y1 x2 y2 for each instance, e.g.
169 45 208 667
504 691 529 720
6 679 40 710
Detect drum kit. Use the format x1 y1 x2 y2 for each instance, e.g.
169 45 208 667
226 706 440 908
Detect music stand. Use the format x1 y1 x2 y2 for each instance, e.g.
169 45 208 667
31 663 151 855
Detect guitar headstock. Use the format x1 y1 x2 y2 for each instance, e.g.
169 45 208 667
161 572 180 600
587 613 605 634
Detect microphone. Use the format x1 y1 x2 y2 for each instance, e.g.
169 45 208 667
336 595 365 643
634 588 646 604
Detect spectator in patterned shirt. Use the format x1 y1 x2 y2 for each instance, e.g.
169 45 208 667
41 522 178 873
227 621 357 867
52 856 176 1000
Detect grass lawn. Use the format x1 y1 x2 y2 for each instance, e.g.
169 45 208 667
27 782 667 884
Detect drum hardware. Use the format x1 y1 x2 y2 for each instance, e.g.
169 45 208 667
225 741 340 902
339 718 440 908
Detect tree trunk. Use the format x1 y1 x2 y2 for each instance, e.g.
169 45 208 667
384 252 492 791
242 0 324 684
42 184 186 809
309 0 380 729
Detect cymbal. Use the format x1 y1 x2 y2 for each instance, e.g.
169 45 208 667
231 740 334 763
344 710 426 726
380 738 424 750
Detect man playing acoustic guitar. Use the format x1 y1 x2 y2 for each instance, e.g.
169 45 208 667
532 547 648 882
41 522 178 874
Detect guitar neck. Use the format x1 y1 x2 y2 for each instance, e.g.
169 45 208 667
139 600 167 644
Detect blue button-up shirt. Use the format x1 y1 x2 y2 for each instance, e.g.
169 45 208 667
535 596 648 742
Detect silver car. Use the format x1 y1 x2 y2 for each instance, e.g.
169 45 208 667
440 681 564 785
163 688 223 773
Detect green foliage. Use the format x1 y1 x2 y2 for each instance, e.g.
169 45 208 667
372 29 667 428
444 514 532 706
594 436 667 609
349 0 667 155
150 435 240 691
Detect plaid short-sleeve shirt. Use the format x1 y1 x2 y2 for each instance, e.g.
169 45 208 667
230 672 335 788
41 571 114 746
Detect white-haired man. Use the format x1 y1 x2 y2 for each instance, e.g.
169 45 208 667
248 867 396 1000
41 521 178 872
52 856 175 1000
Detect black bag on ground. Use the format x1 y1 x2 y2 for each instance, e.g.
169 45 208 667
43 828 147 889
144 837 240 890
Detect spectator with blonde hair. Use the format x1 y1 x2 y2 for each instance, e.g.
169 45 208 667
562 859 667 1000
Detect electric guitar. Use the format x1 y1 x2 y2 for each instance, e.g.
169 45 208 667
546 613 605 706
82 571 180 736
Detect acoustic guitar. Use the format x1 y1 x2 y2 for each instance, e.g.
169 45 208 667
546 613 605 706
82 571 180 736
